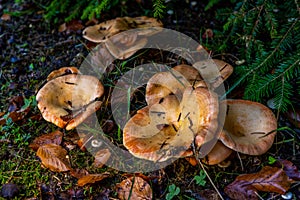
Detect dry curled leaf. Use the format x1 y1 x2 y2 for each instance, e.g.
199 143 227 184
77 172 110 187
93 149 111 168
225 166 294 200
29 130 63 151
37 144 72 172
116 176 152 200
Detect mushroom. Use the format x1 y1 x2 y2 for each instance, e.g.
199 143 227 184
104 31 148 60
123 86 219 162
82 16 163 60
82 16 163 43
47 66 81 81
201 140 233 165
219 99 277 155
82 17 130 43
36 73 104 130
145 68 191 105
192 59 233 89
146 60 232 105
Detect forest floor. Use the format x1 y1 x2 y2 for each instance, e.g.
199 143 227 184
0 0 300 199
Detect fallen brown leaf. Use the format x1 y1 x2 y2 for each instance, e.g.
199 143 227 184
58 19 84 34
8 96 24 112
116 176 152 200
77 172 110 187
29 130 63 151
37 144 72 172
0 107 31 125
225 166 294 200
274 159 300 181
93 149 111 168
70 168 89 179
1 13 11 21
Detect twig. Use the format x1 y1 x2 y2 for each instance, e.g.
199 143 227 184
236 152 244 171
196 158 225 200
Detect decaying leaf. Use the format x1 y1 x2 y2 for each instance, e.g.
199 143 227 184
274 159 300 181
70 168 89 179
0 107 31 125
58 20 84 33
29 130 63 151
93 149 111 168
116 176 152 200
8 96 24 112
37 144 72 172
77 172 110 187
225 166 294 200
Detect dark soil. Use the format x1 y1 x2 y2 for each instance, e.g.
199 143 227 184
1 0 300 199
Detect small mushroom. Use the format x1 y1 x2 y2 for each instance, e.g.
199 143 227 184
36 73 104 130
201 141 233 165
123 86 219 162
219 99 277 155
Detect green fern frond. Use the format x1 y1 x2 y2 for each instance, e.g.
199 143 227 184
152 0 166 19
218 0 300 113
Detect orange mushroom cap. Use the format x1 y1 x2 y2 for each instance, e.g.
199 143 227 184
123 86 219 162
83 16 163 43
219 99 277 155
36 73 104 130
201 140 233 165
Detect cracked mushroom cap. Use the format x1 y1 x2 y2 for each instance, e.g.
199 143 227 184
123 86 219 162
219 99 277 155
36 74 104 130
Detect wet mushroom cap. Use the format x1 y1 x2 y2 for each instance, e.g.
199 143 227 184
219 99 277 155
123 86 219 162
36 74 104 130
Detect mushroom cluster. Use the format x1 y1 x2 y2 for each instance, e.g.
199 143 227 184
83 16 163 60
123 59 278 164
36 67 104 130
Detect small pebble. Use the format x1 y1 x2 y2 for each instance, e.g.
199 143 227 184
281 192 293 199
190 1 197 6
10 56 20 63
167 10 174 15
91 139 102 148
267 98 276 109
1 183 19 198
